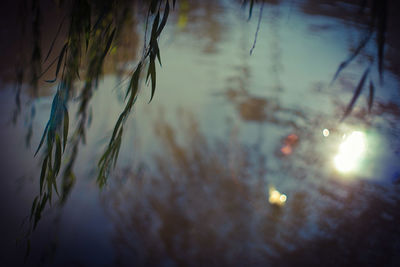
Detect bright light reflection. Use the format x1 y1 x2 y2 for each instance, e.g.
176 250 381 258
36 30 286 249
269 187 287 206
334 131 366 173
323 128 330 137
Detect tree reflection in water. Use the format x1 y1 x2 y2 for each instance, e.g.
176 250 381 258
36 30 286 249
1 0 399 264
103 111 400 266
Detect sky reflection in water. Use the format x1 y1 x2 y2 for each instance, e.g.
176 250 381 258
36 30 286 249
1 0 400 266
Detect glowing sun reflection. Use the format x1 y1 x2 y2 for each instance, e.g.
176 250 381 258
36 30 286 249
334 131 366 173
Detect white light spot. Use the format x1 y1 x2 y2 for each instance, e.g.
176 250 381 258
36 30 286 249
334 131 366 173
323 129 330 137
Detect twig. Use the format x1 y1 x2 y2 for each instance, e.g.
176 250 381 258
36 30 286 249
250 1 264 55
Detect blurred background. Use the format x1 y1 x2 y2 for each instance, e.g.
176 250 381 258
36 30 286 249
1 0 400 266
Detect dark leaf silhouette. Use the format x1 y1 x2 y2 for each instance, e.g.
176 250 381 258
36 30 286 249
368 80 375 113
63 106 69 151
150 0 159 14
151 12 160 43
44 16 66 62
341 67 370 121
45 42 68 83
331 32 372 85
101 28 116 61
248 0 255 20
34 122 49 156
39 157 48 194
54 134 62 176
156 0 169 37
29 196 39 221
147 56 157 103
377 0 387 83
92 8 107 33
127 63 142 100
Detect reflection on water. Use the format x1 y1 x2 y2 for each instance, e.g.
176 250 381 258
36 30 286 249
104 112 400 266
334 131 366 173
104 113 268 265
268 186 287 206
1 0 400 266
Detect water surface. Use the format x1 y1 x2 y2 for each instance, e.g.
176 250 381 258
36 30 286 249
1 0 400 266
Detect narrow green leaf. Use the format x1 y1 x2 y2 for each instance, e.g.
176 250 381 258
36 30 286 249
47 172 53 202
156 1 170 37
125 63 142 100
109 111 125 146
53 177 59 197
87 106 93 127
34 122 49 156
44 16 66 62
101 28 116 60
55 42 68 80
146 57 154 84
92 8 107 32
54 134 62 175
63 106 69 152
47 142 53 173
30 196 39 221
40 157 48 195
149 59 156 103
150 12 160 43
39 194 48 215
112 129 123 168
154 41 162 66
98 147 111 167
34 194 48 229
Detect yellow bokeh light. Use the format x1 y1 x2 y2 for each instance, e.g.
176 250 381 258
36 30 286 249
334 131 366 173
269 187 287 206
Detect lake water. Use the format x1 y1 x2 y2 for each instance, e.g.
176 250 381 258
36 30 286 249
1 0 400 266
